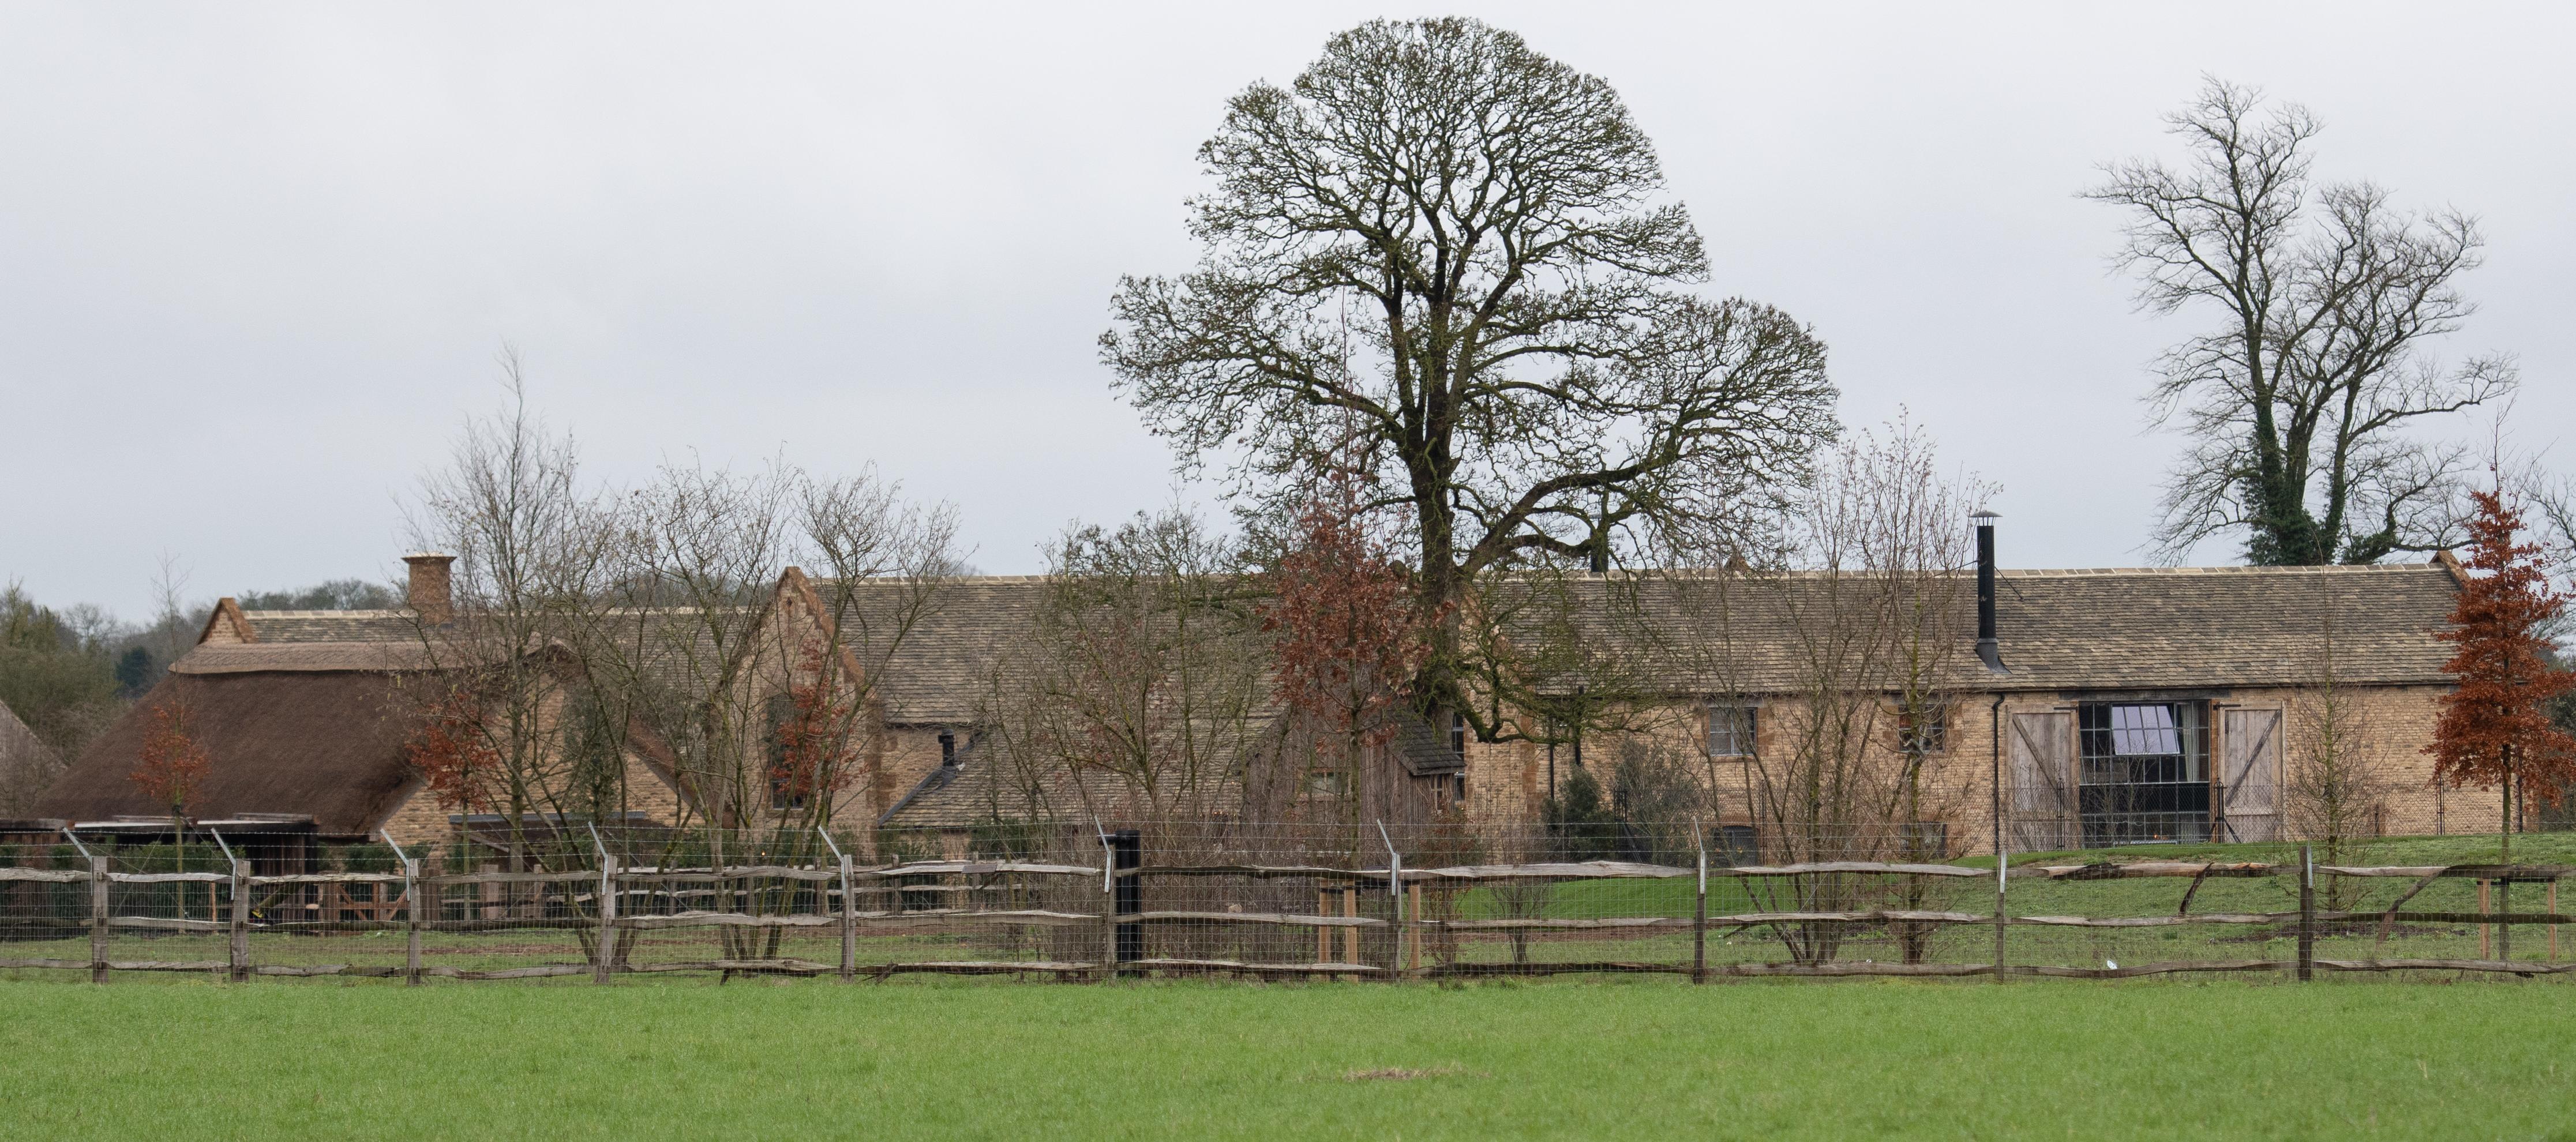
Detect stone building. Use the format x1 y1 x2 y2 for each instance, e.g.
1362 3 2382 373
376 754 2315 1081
25 557 692 856
23 539 2469 861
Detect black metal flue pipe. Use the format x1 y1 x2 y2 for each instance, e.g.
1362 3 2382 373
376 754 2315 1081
1973 510 2004 673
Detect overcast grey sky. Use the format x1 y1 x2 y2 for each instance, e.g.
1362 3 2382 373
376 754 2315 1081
3 3 2568 618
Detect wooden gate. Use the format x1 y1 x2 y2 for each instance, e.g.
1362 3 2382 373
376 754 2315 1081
2008 709 2077 852
2218 707 2282 843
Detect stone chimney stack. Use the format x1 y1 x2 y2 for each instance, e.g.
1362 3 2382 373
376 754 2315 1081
403 554 456 625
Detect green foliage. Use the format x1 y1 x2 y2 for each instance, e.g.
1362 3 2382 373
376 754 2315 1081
233 580 400 611
111 648 154 697
325 842 407 875
0 584 122 762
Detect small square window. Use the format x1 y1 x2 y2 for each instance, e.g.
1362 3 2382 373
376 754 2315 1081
1898 702 1949 756
1706 703 1757 757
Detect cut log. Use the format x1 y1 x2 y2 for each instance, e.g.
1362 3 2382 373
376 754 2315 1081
419 871 594 887
2322 864 2575 880
1433 917 1695 932
249 873 411 885
865 961 1097 976
1709 910 1988 926
1712 961 1994 978
846 909 1098 929
1126 910 1385 927
1424 961 1690 976
2316 958 2576 976
2014 913 2288 927
617 866 836 882
0 867 87 882
2018 960 2283 979
617 912 839 930
859 861 1099 878
1405 861 1689 881
1723 862 1990 878
1117 865 1378 880
1126 958 1386 975
105 916 227 932
2027 862 2274 880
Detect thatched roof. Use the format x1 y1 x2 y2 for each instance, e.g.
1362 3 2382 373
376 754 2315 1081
34 643 428 835
0 698 65 817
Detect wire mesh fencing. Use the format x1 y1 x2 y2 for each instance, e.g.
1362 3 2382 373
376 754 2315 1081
8 824 2576 985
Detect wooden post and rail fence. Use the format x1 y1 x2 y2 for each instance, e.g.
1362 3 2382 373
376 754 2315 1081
8 845 2576 983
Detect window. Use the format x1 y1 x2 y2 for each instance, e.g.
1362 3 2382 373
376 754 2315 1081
1897 701 1949 756
1705 703 1757 757
1305 769 1350 798
1712 824 1760 866
1449 712 1468 758
2077 701 2210 844
764 693 806 812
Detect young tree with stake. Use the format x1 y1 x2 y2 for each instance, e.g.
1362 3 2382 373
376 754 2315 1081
130 696 213 890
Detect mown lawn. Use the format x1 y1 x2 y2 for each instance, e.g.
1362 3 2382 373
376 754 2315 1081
3 976 2572 1140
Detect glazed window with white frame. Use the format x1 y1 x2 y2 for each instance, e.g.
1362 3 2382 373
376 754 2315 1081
1705 701 1758 757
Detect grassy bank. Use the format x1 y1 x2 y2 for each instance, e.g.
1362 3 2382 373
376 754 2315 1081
3 976 2570 1139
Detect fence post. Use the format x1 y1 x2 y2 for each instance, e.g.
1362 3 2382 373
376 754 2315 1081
1341 886 1359 970
2498 874 2514 962
2296 844 2315 982
229 859 251 983
838 852 856 982
403 858 422 987
1990 854 2008 983
1109 830 1142 976
594 855 618 985
1094 827 1115 983
2479 880 2492 960
1315 889 1329 966
1407 884 1423 974
1376 822 1404 981
88 855 108 983
1692 827 1708 985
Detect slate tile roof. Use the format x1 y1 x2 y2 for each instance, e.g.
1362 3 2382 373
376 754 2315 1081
1590 562 2457 694
216 562 2458 735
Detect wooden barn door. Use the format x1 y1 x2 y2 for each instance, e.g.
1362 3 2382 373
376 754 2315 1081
2008 710 2078 852
2218 707 2283 843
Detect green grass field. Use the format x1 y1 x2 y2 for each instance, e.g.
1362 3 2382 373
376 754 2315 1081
4 976 2573 1140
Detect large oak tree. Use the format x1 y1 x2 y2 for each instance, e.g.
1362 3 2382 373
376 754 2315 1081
1104 17 1838 737
2091 78 2513 566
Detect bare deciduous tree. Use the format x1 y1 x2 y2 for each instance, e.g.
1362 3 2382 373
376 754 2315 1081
404 350 619 877
976 509 1271 822
1104 17 1838 739
1665 418 1991 963
2283 591 2387 903
2089 77 2513 565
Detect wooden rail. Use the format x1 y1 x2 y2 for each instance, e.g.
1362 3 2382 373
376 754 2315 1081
17 850 2576 987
